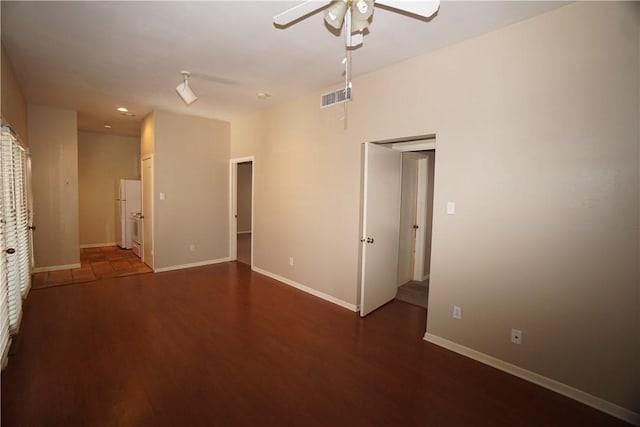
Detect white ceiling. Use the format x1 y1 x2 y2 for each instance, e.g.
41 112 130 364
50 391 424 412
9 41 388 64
1 1 567 137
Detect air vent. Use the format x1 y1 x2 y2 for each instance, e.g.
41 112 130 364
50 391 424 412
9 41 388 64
320 86 352 108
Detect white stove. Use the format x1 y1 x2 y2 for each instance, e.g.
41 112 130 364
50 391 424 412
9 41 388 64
131 212 143 258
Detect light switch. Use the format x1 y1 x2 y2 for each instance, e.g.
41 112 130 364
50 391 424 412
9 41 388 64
447 201 456 215
159 192 165 200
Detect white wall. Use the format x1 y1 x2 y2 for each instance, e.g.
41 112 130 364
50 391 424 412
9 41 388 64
28 105 79 269
231 2 639 416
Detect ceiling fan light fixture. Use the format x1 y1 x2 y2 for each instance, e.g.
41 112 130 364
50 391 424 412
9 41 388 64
351 18 370 33
176 71 198 105
355 0 372 16
324 0 348 29
351 0 374 23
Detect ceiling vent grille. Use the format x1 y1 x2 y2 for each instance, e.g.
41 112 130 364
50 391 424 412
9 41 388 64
320 86 352 108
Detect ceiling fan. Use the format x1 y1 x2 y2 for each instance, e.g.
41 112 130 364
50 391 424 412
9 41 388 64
273 1 440 129
273 0 440 49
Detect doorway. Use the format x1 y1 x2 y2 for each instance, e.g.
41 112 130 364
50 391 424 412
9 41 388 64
229 157 254 266
396 150 435 309
359 138 436 316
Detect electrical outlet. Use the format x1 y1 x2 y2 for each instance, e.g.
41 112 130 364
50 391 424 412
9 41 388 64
189 244 196 252
511 329 522 345
453 305 462 319
289 257 294 266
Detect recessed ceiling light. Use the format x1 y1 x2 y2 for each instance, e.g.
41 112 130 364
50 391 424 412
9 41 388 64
257 92 271 100
104 125 112 129
116 107 128 112
123 112 136 117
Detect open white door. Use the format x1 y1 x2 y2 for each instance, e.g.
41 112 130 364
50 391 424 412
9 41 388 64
360 142 403 317
141 156 154 270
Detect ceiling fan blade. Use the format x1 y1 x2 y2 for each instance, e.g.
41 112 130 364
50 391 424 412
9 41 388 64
375 0 440 19
274 1 329 26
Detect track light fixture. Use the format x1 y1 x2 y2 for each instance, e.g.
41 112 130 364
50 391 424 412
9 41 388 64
176 71 197 105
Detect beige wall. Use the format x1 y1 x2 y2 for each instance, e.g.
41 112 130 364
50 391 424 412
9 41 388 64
237 161 252 233
423 151 434 278
140 113 154 158
231 2 639 414
152 110 230 269
28 104 79 268
230 93 361 305
1 43 27 144
78 131 140 246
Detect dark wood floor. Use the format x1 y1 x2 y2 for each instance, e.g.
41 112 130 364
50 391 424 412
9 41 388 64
2 262 630 426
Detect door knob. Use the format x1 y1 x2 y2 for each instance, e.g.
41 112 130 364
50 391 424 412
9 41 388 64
366 237 374 244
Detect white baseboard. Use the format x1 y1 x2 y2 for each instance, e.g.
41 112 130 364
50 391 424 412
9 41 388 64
237 230 252 235
33 263 81 273
79 242 116 248
154 257 232 273
252 266 358 312
423 333 640 426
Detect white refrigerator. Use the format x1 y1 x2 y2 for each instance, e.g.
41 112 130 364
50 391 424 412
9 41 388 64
115 179 141 249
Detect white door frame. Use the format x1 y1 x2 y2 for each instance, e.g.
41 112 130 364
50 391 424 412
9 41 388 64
401 153 429 282
229 156 255 266
359 138 436 314
390 141 435 282
413 155 428 281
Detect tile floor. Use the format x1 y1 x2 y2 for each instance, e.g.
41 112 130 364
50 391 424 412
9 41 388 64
32 246 152 289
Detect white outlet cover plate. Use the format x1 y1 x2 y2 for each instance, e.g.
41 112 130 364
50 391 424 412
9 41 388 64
453 305 462 319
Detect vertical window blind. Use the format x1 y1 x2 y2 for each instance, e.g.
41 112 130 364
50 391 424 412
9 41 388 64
0 135 8 368
0 125 32 368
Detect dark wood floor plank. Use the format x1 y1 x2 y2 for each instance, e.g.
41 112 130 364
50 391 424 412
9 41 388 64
1 262 631 426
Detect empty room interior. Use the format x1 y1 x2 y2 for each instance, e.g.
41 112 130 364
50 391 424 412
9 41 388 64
0 1 639 426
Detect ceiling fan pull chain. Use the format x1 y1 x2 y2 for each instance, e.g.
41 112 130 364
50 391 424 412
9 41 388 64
343 4 352 130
